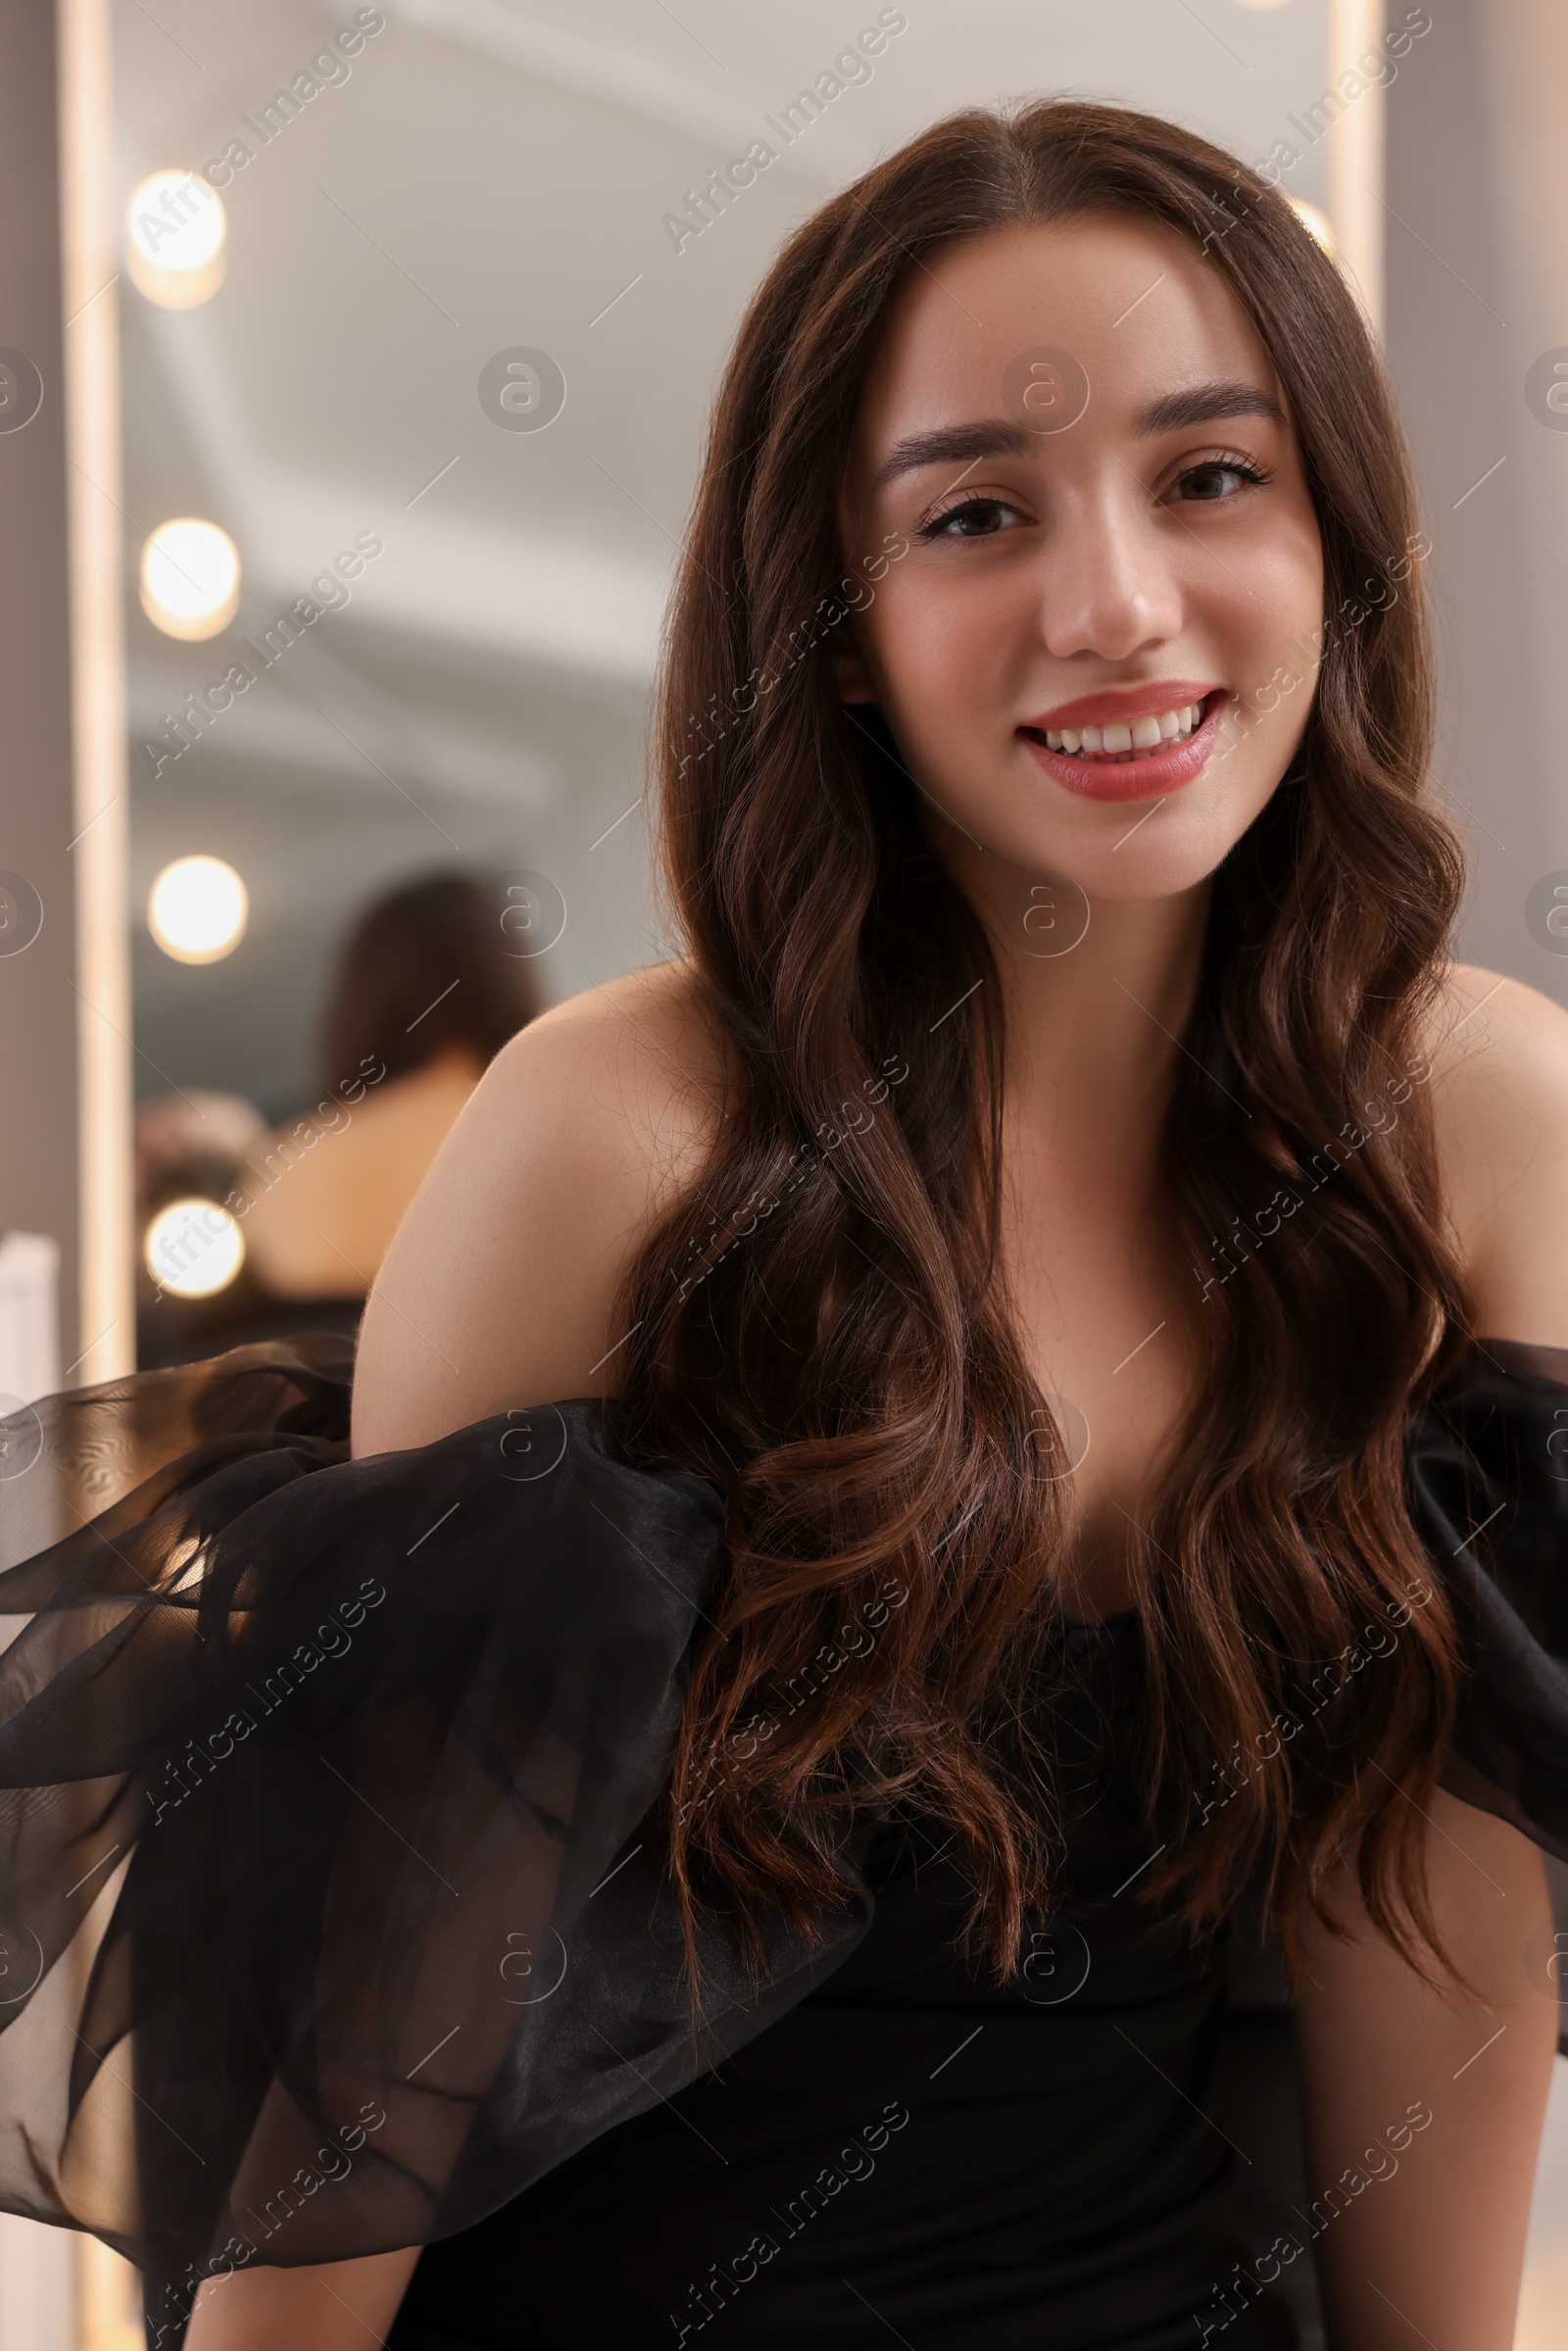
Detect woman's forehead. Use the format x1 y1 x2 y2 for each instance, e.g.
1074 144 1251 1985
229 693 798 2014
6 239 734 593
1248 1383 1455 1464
854 217 1279 451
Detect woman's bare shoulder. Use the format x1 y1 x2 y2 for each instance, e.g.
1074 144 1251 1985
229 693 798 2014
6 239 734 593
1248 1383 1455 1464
350 956 731 1455
1422 962 1568 1347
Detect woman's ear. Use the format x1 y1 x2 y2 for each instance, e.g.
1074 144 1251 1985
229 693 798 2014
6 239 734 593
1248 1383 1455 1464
836 636 877 705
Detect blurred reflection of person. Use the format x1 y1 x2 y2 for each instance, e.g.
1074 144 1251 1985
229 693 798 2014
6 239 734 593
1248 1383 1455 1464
237 872 541 1301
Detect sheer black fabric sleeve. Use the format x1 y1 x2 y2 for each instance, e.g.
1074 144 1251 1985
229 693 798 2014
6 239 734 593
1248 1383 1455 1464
1405 1337 1568 2056
0 1340 871 2346
1405 1337 1568 1860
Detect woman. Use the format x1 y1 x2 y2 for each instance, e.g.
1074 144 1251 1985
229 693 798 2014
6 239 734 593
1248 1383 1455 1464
130 872 538 1369
0 100 1563 2351
237 870 542 1305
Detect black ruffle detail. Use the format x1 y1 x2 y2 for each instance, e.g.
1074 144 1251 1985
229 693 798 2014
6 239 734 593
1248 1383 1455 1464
1404 1339 1568 2061
1406 1338 1568 1867
0 1341 869 2344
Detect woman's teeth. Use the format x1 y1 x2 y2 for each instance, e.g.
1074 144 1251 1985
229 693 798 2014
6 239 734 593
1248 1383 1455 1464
1042 701 1206 759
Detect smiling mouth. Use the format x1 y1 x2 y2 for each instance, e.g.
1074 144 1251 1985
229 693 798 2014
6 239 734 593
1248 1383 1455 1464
1019 691 1223 763
1016 690 1230 804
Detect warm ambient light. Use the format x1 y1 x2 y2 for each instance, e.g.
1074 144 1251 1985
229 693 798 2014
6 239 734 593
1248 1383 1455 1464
148 857 248 964
1288 197 1336 256
1233 0 1293 10
144 1199 246 1298
140 517 240 641
125 170 227 308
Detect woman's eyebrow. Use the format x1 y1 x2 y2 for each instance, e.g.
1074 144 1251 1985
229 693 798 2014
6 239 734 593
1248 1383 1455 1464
1132 379 1286 436
870 380 1285 491
871 420 1034 489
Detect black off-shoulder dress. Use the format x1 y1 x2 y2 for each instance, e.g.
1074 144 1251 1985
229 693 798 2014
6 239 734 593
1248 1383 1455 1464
0 1337 1562 2351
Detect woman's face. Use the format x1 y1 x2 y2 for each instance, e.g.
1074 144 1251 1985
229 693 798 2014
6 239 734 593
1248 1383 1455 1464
837 214 1325 906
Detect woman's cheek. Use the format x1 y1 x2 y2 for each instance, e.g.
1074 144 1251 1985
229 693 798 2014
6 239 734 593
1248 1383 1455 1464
870 585 1017 764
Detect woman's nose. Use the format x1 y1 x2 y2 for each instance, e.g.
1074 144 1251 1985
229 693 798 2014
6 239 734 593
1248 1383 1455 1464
1034 491 1186 663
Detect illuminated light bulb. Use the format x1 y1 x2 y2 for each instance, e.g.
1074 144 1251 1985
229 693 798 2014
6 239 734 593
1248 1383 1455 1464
1288 197 1336 256
145 1198 246 1298
148 856 248 963
125 171 227 308
140 517 240 640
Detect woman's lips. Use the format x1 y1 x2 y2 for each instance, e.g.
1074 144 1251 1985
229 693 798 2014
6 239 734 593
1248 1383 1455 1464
1018 691 1227 803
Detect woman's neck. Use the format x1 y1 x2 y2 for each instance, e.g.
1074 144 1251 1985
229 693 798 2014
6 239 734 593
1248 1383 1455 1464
934 817 1212 1187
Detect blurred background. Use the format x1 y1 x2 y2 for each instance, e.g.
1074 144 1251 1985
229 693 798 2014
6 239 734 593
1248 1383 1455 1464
1 0 1566 2341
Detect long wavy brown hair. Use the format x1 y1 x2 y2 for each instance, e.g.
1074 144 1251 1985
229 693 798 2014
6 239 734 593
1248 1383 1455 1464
611 99 1474 2001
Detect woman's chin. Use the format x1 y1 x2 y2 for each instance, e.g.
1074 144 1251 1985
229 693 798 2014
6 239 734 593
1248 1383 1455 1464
937 788 1273 915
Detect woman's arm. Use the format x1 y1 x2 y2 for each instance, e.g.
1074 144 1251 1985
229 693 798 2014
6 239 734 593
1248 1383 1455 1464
1293 1789 1556 2351
181 968 726 2348
185 2247 421 2350
351 957 723 1453
1424 963 1568 1346
1291 962 1568 2346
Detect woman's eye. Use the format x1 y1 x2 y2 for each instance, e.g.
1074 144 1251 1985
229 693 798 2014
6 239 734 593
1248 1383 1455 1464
918 497 1021 541
1171 458 1270 504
